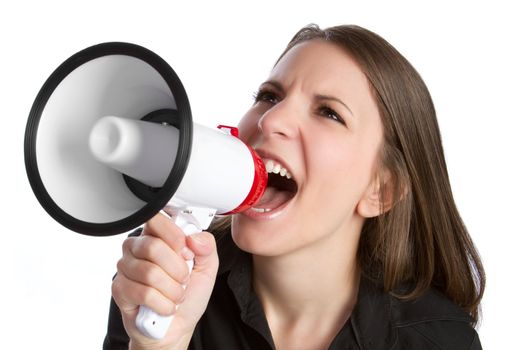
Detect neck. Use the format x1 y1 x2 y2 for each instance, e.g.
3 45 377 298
252 226 361 328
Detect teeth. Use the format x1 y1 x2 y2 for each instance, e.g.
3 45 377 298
252 207 271 213
265 160 273 173
264 159 292 179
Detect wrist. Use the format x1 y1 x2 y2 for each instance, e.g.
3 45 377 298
129 333 192 350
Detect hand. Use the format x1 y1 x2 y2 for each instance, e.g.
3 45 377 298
111 213 219 350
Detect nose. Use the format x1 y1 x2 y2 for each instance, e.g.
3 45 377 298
257 99 300 139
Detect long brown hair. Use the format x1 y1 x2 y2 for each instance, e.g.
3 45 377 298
214 24 485 324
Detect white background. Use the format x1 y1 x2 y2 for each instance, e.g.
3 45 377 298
1 1 523 348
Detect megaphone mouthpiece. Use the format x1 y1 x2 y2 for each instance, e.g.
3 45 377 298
89 116 179 187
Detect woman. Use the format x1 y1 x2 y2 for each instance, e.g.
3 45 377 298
104 24 485 349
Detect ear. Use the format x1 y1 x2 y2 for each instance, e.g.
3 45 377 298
356 171 395 218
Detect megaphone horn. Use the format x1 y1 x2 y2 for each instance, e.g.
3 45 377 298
25 42 194 236
24 42 268 339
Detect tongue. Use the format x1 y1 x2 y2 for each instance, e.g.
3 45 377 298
253 187 294 210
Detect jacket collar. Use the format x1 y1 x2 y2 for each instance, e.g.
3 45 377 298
350 276 395 349
216 233 472 350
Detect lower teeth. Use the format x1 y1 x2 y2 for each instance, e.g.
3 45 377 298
252 207 271 213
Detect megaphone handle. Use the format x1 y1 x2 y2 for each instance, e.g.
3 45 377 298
135 253 194 339
135 207 212 339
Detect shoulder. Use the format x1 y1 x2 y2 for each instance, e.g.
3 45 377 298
389 288 481 349
353 277 481 349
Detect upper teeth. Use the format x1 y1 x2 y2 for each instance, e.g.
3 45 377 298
265 160 292 179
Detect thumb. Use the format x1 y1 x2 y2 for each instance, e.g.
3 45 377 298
174 232 219 325
187 232 218 274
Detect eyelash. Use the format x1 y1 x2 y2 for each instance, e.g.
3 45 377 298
253 89 279 104
317 105 346 125
253 88 346 126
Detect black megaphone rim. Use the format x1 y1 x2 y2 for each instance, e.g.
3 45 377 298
24 42 193 236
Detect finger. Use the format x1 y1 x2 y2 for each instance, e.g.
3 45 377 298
117 254 186 305
124 236 193 285
175 232 219 323
112 272 178 317
186 232 218 276
142 213 187 253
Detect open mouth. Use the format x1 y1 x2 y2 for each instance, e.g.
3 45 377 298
251 159 298 213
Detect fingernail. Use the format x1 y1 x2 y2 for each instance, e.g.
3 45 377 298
180 247 195 260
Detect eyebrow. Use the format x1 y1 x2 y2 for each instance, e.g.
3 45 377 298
260 80 354 116
260 80 285 93
315 95 354 116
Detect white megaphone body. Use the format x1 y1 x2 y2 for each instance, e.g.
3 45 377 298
24 42 267 339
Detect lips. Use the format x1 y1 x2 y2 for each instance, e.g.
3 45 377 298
251 157 298 214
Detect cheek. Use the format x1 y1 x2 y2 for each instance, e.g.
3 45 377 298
237 110 260 144
305 136 378 204
310 136 367 181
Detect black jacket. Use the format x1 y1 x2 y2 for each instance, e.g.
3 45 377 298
104 233 482 349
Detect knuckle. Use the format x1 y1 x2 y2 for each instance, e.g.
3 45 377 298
137 285 151 302
116 254 137 277
144 267 184 304
116 257 126 272
121 237 135 253
172 232 186 248
134 235 160 259
143 239 159 258
170 284 185 304
136 284 156 307
144 214 166 236
142 264 161 286
172 257 189 281
140 288 175 316
111 275 124 298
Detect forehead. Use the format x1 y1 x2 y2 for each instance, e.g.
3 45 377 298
270 40 370 93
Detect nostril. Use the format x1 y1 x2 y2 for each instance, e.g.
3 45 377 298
257 107 298 139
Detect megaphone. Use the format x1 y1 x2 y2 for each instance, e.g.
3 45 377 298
24 42 267 339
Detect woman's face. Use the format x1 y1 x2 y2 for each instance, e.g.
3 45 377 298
232 40 384 257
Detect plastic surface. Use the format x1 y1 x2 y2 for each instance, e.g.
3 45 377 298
88 116 266 215
89 116 180 187
32 53 178 225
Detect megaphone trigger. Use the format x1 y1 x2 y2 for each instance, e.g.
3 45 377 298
163 205 216 236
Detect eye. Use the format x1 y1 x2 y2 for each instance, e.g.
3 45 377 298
253 89 280 105
317 105 346 126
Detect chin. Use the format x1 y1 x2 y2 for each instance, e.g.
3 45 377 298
233 216 328 258
231 216 292 257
